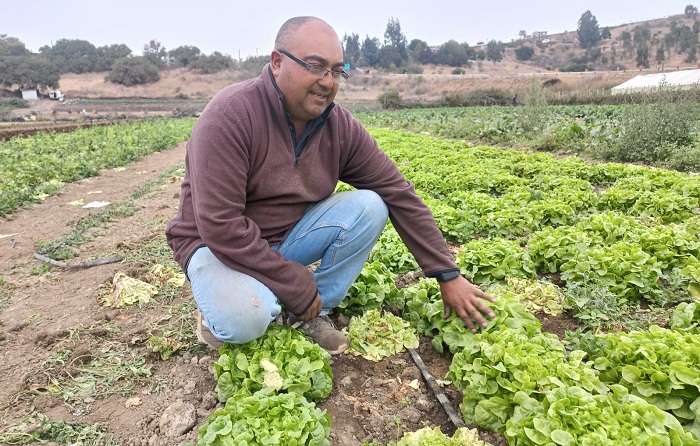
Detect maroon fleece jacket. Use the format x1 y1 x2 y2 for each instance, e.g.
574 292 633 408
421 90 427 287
166 65 457 315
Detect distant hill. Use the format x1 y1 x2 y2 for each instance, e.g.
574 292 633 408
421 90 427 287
501 13 699 72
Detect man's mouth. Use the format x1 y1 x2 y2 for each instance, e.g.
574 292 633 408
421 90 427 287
310 91 329 100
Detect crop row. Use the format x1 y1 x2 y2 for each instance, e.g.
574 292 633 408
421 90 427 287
0 118 196 217
335 128 700 443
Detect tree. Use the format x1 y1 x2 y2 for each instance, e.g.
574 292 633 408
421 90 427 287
633 26 651 47
106 56 160 86
485 40 505 63
343 33 362 68
655 46 666 64
518 30 527 39
95 44 132 71
601 27 612 40
621 31 633 58
189 51 234 74
168 45 201 68
0 54 59 90
0 35 30 57
515 46 535 61
636 45 650 68
434 40 469 67
39 39 98 73
383 18 407 62
577 10 601 49
685 5 698 18
142 40 167 69
408 39 433 64
377 45 403 69
361 35 380 66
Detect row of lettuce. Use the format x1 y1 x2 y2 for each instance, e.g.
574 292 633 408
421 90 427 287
5 112 700 444
356 102 700 172
337 129 700 443
0 118 196 217
197 128 699 444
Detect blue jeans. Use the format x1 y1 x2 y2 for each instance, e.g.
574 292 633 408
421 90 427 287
187 190 388 344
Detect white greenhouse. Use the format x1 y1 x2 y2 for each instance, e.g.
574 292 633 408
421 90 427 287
611 69 700 94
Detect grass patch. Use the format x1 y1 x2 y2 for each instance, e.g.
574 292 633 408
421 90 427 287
131 163 184 199
35 163 183 262
0 412 119 445
36 200 139 260
25 335 153 415
0 277 15 311
0 98 29 109
16 321 151 409
146 299 209 358
116 233 176 266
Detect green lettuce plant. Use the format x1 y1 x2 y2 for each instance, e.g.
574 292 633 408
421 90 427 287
197 388 331 446
213 324 332 403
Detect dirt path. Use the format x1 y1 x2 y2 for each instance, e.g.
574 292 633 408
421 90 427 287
0 141 507 445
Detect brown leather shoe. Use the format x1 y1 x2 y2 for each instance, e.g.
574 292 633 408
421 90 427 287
295 315 349 355
195 310 224 350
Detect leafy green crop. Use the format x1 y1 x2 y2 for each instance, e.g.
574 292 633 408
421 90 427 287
369 224 419 274
505 385 698 445
344 309 419 361
578 325 700 437
0 119 195 216
448 326 607 432
213 324 332 403
395 426 494 445
456 238 535 284
671 302 700 334
338 261 399 316
198 388 331 446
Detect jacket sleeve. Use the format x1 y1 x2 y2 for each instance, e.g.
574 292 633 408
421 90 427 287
338 114 457 275
187 109 317 316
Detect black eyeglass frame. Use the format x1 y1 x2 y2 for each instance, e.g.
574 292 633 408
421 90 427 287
277 49 349 84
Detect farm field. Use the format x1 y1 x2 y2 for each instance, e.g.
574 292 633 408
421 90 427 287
0 110 699 445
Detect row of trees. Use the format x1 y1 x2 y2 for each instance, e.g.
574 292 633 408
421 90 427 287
571 6 700 70
0 35 241 90
342 18 507 71
5 7 699 90
2 16 510 91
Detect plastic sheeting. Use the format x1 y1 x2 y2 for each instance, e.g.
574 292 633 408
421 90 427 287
611 69 700 94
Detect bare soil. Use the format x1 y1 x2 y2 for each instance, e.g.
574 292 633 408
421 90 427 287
0 135 582 445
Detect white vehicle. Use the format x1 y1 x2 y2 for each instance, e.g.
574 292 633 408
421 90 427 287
48 90 64 101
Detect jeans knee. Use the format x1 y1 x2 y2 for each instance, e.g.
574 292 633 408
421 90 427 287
210 311 270 344
354 190 388 228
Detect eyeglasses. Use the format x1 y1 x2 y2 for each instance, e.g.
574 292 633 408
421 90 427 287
277 49 349 84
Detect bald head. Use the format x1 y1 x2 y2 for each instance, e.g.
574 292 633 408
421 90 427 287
275 16 337 50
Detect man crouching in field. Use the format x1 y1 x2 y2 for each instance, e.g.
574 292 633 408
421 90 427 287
165 16 495 355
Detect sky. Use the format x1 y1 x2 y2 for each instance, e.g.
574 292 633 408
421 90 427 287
1 1 694 59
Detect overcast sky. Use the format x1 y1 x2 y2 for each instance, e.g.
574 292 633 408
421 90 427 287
2 1 693 59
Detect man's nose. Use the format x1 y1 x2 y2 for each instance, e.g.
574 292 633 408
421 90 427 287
318 71 335 88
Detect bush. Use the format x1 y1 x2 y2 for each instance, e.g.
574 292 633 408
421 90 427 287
515 46 535 61
517 77 548 132
438 88 512 107
190 51 234 74
106 56 160 86
0 98 28 109
377 89 402 109
452 67 465 75
606 86 697 164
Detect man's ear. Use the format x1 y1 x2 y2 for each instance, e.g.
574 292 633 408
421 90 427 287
270 50 283 75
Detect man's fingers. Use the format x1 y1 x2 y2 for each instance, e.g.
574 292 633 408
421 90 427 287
473 298 496 318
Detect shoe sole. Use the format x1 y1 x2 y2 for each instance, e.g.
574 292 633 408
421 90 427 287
195 310 224 350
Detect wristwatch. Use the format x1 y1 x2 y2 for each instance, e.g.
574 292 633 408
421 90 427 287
433 269 461 283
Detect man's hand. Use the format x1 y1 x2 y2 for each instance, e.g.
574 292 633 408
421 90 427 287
440 276 496 332
298 292 322 322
